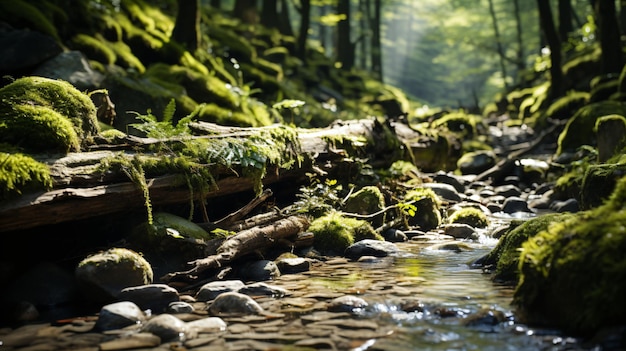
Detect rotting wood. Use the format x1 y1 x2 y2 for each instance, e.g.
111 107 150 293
161 215 310 284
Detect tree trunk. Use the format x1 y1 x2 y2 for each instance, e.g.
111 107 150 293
260 0 279 29
278 0 294 37
488 0 509 90
171 0 201 52
337 0 354 70
595 0 624 74
537 0 564 101
297 0 311 61
513 0 525 71
371 0 382 80
233 0 258 24
210 0 221 9
558 0 573 42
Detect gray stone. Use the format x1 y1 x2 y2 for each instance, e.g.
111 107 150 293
238 282 289 298
33 51 104 91
207 292 264 317
140 314 187 342
118 284 179 314
327 295 368 313
443 223 476 239
94 301 146 331
421 182 463 202
344 239 399 260
502 196 532 214
275 257 311 274
195 280 245 301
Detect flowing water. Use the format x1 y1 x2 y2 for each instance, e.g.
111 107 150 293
282 233 590 351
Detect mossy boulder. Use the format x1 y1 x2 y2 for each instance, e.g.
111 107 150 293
343 186 386 227
431 112 478 139
477 213 575 283
0 76 100 152
580 162 626 210
75 248 153 304
448 207 489 228
595 115 626 162
556 101 626 155
309 212 382 255
514 176 626 335
0 151 53 200
404 187 442 230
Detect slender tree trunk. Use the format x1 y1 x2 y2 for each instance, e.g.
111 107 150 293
371 0 382 80
297 0 311 61
537 0 564 100
210 0 221 9
278 0 294 37
488 0 509 89
358 0 369 70
261 0 279 29
513 0 525 71
621 0 626 34
558 0 573 42
595 0 624 74
337 0 354 70
172 0 201 52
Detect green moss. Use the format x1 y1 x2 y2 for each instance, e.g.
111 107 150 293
513 175 626 335
109 39 146 73
556 101 626 155
0 104 81 153
0 0 59 40
580 162 626 209
483 214 575 283
516 82 549 120
544 91 590 122
448 207 489 228
309 212 381 255
404 187 442 230
343 186 386 227
0 76 100 149
589 79 619 103
0 151 53 200
431 112 478 139
70 34 117 65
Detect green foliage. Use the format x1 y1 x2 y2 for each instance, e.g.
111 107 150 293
294 178 344 218
404 187 442 230
0 150 53 200
0 0 60 40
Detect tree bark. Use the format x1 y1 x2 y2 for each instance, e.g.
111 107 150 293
337 0 354 71
297 0 311 61
371 0 382 80
537 0 564 101
0 119 415 232
171 0 201 52
595 0 624 74
558 0 573 42
488 0 508 90
261 0 279 29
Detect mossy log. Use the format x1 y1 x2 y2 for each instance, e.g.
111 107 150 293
0 119 415 232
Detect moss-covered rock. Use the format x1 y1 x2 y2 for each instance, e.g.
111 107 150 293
343 186 386 227
404 187 442 230
514 176 626 335
0 151 53 200
0 76 99 152
309 212 382 255
556 101 626 155
448 207 489 228
580 162 626 209
478 213 575 283
595 114 626 162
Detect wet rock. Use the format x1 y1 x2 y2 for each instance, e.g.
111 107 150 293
94 301 146 331
75 248 153 304
166 301 194 314
442 223 476 239
344 239 399 260
207 292 264 317
463 308 507 328
195 280 245 301
327 295 368 313
457 150 497 175
427 242 474 252
33 51 104 91
117 284 179 314
550 198 580 213
501 196 532 214
422 182 463 202
382 228 408 242
275 257 311 274
432 171 466 193
494 184 522 197
238 282 289 297
238 260 281 281
140 313 187 342
186 317 227 333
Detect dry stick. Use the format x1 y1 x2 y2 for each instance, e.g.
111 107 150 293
474 123 560 183
161 215 309 283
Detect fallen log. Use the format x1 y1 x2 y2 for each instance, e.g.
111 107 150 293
0 118 417 232
161 215 310 283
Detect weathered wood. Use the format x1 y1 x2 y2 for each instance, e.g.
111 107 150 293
161 215 310 283
0 118 414 232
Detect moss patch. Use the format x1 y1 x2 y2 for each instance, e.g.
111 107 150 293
309 212 382 255
448 207 489 228
0 151 53 200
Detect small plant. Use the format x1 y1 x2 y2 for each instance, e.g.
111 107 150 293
273 99 305 125
294 177 344 217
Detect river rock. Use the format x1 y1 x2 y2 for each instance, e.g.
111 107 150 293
344 239 399 260
32 50 104 91
94 301 146 331
195 280 246 301
75 248 153 304
117 284 180 314
275 257 311 274
166 301 194 314
550 198 580 213
501 196 532 214
382 228 408 242
207 292 265 317
238 260 281 281
442 223 476 240
327 295 368 313
432 171 466 193
421 182 463 202
140 313 188 342
186 317 227 333
238 282 289 297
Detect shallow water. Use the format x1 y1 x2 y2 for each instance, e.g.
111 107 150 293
289 238 588 351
